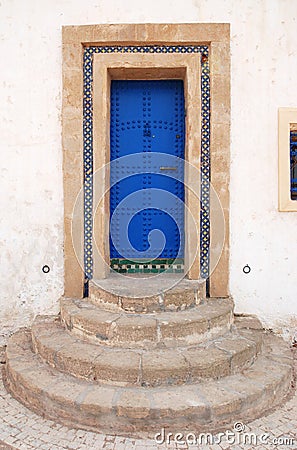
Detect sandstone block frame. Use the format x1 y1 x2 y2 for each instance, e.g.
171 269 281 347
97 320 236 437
278 107 297 211
62 23 230 299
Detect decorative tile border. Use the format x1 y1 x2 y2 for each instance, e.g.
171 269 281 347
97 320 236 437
110 258 184 274
83 45 210 277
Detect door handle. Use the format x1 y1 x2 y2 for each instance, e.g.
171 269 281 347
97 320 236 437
159 167 177 171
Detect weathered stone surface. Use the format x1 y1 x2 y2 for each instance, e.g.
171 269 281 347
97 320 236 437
71 308 117 340
78 385 116 416
222 373 268 411
3 285 294 438
119 295 161 313
32 318 69 367
214 336 257 371
236 327 263 353
4 328 294 436
244 355 293 400
204 301 234 329
163 287 196 310
54 342 101 380
61 298 120 341
234 314 264 330
32 319 143 385
93 350 141 385
116 390 151 419
111 315 158 346
29 316 284 390
160 298 233 343
262 332 294 360
151 385 211 422
159 310 209 341
197 381 242 418
89 285 119 309
183 346 231 380
60 297 234 347
141 349 189 386
89 277 204 313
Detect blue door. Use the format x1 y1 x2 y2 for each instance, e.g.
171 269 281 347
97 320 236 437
110 80 185 266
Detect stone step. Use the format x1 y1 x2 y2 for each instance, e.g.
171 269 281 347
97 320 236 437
31 316 262 386
4 329 294 437
60 297 234 348
89 277 205 313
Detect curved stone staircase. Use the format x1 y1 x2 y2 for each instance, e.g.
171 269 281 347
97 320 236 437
3 278 295 437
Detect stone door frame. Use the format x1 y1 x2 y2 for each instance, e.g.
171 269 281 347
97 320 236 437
62 23 230 298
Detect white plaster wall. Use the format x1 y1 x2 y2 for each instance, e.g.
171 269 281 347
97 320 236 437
1 0 296 341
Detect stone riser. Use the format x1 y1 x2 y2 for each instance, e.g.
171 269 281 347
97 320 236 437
31 317 262 386
4 330 294 438
89 279 204 313
60 297 234 348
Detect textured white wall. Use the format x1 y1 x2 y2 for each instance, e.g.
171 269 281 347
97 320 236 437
1 0 296 342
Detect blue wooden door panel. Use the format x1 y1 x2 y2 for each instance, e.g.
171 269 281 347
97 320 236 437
110 80 185 261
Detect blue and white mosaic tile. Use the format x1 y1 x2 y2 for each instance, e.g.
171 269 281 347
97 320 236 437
83 45 210 279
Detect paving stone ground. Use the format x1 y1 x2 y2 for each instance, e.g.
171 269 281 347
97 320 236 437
0 356 296 450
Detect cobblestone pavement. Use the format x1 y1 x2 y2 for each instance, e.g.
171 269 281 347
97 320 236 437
0 364 296 450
